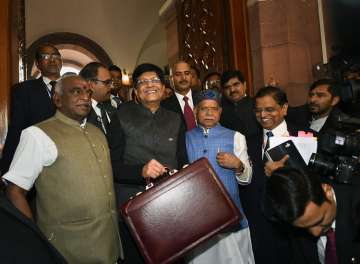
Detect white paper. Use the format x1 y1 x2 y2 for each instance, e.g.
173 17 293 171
269 136 318 164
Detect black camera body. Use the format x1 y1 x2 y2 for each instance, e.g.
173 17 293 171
308 120 360 184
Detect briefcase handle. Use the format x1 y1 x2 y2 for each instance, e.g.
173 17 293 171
145 167 178 190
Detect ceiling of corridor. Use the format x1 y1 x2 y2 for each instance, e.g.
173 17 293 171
26 0 168 72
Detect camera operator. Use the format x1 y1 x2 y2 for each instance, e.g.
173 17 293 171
264 166 360 264
287 78 347 135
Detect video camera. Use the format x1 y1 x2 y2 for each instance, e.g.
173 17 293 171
308 117 360 184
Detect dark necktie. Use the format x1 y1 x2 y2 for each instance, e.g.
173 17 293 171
325 228 338 264
97 102 110 134
183 96 196 130
263 131 274 161
49 81 57 98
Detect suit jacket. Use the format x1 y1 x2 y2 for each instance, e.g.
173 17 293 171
287 105 347 135
1 77 55 174
242 122 306 264
220 96 262 139
291 181 360 264
0 193 67 263
161 92 199 130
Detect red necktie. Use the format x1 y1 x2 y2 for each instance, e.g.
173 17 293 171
183 96 196 130
325 228 338 264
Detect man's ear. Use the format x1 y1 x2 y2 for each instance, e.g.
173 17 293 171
331 96 340 107
194 106 198 116
282 103 289 116
243 82 247 93
53 93 61 108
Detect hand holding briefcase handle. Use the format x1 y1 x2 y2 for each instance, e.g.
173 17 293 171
121 158 242 264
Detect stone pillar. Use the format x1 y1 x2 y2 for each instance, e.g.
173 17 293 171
248 0 323 105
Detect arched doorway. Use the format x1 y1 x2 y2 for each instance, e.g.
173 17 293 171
26 32 113 79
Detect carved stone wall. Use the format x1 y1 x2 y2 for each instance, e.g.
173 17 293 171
176 0 228 76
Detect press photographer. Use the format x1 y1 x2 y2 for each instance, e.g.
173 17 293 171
264 166 360 264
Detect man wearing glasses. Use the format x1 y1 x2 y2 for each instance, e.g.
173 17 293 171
1 43 61 175
243 86 311 263
113 63 188 263
80 62 117 136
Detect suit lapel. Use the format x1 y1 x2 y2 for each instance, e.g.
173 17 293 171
87 107 104 132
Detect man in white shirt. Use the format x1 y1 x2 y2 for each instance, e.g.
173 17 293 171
3 75 122 263
1 44 61 174
161 60 197 130
80 62 116 135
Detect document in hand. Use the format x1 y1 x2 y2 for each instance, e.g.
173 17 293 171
269 136 318 164
265 140 307 170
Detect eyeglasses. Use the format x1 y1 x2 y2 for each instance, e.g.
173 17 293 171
91 79 113 86
136 78 161 87
39 54 61 61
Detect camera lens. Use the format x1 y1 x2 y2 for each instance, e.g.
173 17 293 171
308 153 336 175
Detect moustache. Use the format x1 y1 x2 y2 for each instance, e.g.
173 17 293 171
179 80 189 84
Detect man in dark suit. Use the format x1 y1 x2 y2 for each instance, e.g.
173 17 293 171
265 166 360 264
0 185 66 263
161 60 197 131
287 78 347 136
79 62 117 135
1 44 61 174
220 70 261 139
243 86 305 263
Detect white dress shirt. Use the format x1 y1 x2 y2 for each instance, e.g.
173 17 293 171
317 191 337 264
175 90 194 113
262 120 289 157
42 76 60 96
310 115 328 132
3 120 86 191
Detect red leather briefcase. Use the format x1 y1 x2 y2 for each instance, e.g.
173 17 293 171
120 158 242 264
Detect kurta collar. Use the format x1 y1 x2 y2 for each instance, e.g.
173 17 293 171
55 110 87 129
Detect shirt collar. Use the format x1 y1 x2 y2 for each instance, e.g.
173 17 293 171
42 76 60 86
263 120 289 137
175 90 192 101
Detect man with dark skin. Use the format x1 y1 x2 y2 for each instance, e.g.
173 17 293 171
162 60 198 131
3 76 122 263
113 63 187 263
1 44 61 174
219 70 261 138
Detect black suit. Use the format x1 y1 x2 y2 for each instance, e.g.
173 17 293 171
287 105 347 135
291 181 360 264
87 100 124 204
0 193 66 263
242 123 304 264
220 96 262 139
1 77 55 174
161 92 198 130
